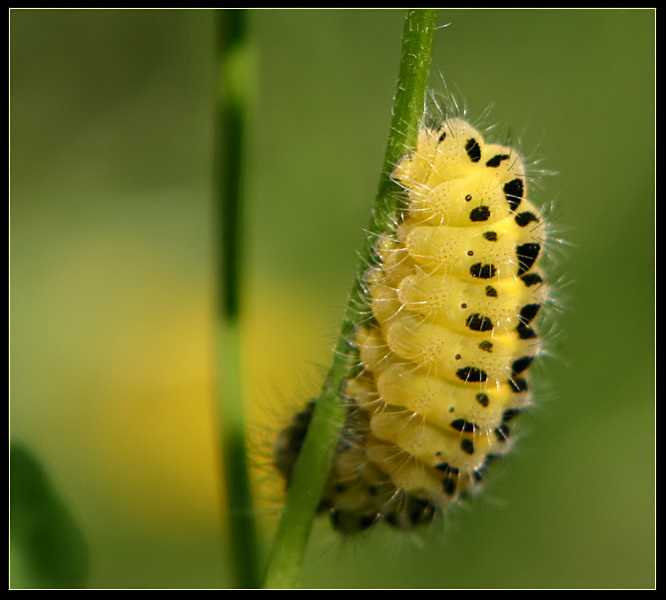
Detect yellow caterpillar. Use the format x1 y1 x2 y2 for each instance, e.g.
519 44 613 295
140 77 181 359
275 116 549 533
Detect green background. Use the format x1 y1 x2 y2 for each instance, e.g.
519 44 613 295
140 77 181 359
10 9 655 589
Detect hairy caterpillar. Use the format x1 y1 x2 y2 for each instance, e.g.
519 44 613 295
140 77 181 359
275 114 549 533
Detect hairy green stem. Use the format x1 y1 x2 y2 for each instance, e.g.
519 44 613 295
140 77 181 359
261 9 437 589
215 9 261 589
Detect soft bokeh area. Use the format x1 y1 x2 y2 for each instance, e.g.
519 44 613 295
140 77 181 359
10 9 655 589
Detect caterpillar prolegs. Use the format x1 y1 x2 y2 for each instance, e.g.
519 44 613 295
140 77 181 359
275 116 549 533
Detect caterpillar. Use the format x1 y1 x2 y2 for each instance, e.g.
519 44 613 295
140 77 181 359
275 114 550 533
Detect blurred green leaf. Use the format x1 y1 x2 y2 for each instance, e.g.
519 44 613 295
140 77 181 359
10 443 89 589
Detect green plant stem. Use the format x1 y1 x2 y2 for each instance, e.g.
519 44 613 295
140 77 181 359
215 9 260 589
261 9 437 589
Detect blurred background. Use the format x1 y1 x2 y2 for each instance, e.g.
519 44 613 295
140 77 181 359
10 9 654 589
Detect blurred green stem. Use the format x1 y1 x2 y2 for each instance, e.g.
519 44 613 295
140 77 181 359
215 9 260 589
261 9 437 589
